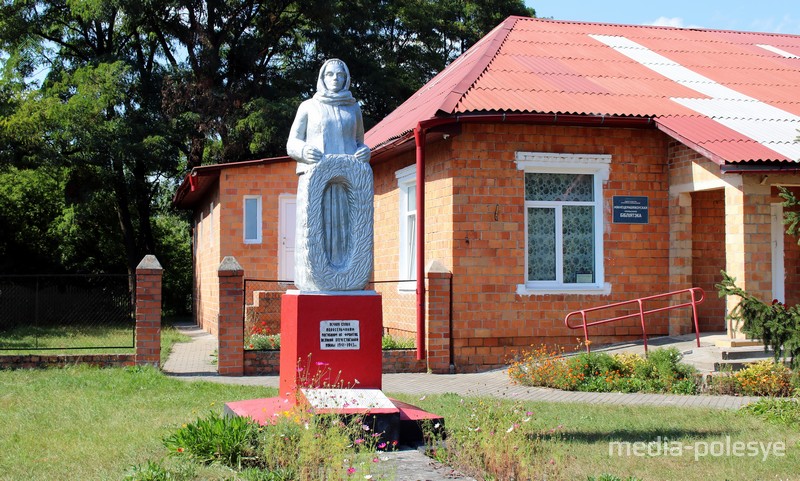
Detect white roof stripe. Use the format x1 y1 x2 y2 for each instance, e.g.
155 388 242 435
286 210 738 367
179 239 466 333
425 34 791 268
756 44 800 59
591 34 800 161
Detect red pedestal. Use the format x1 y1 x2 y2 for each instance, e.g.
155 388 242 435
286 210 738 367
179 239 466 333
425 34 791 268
278 291 383 400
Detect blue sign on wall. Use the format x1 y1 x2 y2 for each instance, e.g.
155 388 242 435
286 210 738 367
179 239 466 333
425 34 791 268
613 196 649 224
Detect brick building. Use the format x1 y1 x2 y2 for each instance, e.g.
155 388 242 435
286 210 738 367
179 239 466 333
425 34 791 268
174 159 298 335
175 17 800 373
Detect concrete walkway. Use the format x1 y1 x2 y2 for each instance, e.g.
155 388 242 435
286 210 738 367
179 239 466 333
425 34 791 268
163 323 763 410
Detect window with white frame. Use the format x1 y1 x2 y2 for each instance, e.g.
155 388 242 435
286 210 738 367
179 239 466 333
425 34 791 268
243 195 262 244
516 152 611 295
396 165 417 289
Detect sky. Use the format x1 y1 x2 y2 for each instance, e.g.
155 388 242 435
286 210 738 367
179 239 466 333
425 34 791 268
524 0 800 35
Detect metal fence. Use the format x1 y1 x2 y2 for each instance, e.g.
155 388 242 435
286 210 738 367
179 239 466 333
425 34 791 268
242 279 417 349
0 274 134 351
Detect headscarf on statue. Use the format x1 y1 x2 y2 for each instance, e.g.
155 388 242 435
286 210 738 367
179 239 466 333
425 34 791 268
313 59 357 107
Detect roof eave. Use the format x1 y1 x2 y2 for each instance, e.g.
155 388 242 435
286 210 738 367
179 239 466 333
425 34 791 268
172 156 291 209
370 112 656 158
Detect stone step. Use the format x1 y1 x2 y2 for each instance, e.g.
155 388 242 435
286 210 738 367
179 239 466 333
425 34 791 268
721 346 775 360
714 357 786 372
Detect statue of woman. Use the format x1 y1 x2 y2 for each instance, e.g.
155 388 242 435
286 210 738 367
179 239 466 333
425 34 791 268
287 59 373 291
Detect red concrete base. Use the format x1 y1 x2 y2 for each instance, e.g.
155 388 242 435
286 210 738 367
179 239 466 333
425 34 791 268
279 291 383 400
223 390 443 445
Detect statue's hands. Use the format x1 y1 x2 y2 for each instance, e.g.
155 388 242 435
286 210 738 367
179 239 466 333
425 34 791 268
355 146 371 163
302 145 323 162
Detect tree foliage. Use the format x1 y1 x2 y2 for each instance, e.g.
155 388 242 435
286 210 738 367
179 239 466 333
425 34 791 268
716 271 800 369
779 185 800 243
0 0 534 313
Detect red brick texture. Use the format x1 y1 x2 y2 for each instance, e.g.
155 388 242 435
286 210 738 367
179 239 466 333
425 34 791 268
243 349 427 375
217 256 244 376
193 160 297 336
373 123 690 372
135 255 163 367
187 120 800 372
426 266 452 373
691 190 726 331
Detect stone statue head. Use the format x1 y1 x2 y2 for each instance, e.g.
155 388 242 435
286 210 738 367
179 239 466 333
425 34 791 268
316 59 351 97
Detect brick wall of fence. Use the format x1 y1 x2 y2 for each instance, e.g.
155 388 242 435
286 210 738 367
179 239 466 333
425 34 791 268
0 255 162 370
2 254 448 374
243 349 427 376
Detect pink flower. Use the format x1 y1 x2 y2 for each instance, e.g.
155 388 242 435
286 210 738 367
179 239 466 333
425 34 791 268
354 438 365 444
347 467 356 475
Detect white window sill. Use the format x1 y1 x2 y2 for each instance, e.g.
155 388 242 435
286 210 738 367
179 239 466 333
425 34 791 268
398 282 416 293
516 283 612 296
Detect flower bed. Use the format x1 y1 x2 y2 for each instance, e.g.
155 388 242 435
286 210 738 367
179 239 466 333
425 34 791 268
509 345 799 396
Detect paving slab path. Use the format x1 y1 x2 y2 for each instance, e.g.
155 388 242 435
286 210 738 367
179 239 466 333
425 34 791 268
163 323 762 410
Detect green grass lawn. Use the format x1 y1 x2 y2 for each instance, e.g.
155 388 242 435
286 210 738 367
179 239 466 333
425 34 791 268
0 321 189 364
390 393 800 481
0 324 135 351
0 366 272 481
1 365 798 480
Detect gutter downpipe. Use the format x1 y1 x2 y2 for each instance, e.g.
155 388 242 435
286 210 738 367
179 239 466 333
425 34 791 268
413 125 426 360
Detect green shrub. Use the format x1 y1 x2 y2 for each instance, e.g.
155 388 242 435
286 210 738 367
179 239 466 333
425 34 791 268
381 334 415 349
717 271 800 369
734 360 793 397
708 373 741 396
124 460 197 481
245 322 280 350
573 351 621 377
741 398 800 426
509 346 698 394
634 347 698 393
124 460 172 481
163 411 259 467
159 406 395 480
422 399 561 480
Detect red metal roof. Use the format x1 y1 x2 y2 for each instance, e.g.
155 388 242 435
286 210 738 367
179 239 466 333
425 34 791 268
172 157 291 209
365 17 800 165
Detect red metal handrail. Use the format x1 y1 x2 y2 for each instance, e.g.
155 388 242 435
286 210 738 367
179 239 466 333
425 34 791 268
564 287 706 353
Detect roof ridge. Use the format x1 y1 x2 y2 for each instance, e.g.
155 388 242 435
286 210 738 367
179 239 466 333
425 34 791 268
435 16 519 115
514 16 800 38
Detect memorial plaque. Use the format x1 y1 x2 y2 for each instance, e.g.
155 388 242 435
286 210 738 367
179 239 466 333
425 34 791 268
320 320 360 350
301 388 397 412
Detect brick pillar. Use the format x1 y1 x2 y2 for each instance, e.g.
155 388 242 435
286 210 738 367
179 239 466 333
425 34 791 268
426 260 452 374
725 178 772 339
668 192 693 335
135 255 162 367
218 256 244 376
